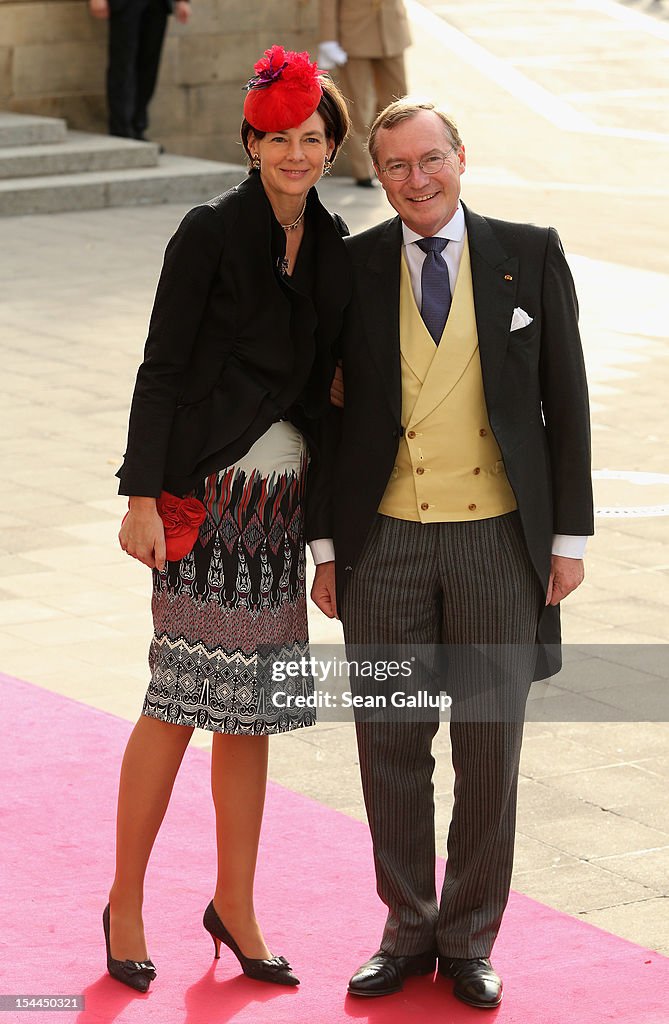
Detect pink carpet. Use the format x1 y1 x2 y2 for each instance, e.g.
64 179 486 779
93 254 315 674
1 671 667 1024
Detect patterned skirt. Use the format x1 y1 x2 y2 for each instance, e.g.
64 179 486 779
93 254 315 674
142 420 315 735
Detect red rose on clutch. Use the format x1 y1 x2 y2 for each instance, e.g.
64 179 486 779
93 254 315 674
156 491 207 561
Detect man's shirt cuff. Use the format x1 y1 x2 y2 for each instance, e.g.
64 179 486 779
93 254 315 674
309 539 335 564
552 534 587 559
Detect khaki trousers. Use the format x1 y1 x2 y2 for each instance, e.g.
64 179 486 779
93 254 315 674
339 55 407 179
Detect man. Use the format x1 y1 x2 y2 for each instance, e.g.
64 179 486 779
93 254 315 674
312 100 593 1008
318 0 410 186
89 0 191 141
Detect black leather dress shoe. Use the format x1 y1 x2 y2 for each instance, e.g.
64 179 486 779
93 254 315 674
348 949 436 997
439 956 503 1008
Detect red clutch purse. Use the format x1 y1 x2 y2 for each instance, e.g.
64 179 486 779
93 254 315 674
156 491 207 561
122 491 207 563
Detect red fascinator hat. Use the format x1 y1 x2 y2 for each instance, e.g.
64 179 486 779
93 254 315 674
243 45 323 131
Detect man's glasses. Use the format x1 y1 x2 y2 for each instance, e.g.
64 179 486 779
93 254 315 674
379 147 456 182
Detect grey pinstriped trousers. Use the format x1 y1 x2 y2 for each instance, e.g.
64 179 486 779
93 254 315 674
340 511 542 959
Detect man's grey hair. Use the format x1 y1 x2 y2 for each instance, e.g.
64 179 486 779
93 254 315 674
368 98 463 165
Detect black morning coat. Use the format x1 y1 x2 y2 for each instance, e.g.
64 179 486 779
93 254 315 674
330 205 594 678
116 171 351 542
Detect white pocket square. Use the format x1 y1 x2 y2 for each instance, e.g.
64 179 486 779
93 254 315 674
511 307 533 331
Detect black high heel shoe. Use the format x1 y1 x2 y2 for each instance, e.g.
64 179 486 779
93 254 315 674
203 901 299 986
103 904 156 993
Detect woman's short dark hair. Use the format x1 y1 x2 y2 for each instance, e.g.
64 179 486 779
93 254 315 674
240 74 351 167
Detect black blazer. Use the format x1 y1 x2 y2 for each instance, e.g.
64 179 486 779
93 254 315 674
330 205 593 677
117 172 351 540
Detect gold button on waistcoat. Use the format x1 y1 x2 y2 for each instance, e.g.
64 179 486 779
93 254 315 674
468 503 477 511
416 467 425 475
407 430 416 439
473 467 481 475
421 502 429 511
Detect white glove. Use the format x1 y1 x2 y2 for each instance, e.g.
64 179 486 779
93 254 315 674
318 41 348 70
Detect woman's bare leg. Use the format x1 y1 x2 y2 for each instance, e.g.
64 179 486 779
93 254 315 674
210 733 271 959
108 715 193 960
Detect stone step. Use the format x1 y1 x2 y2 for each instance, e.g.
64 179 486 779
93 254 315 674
0 111 68 148
0 155 244 216
0 131 161 179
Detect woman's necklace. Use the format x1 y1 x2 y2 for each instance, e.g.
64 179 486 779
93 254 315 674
280 199 307 232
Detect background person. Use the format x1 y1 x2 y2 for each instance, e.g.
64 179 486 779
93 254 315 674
319 0 411 186
105 47 349 994
88 0 191 141
312 99 593 1009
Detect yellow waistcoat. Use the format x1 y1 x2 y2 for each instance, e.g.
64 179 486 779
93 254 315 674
378 238 518 523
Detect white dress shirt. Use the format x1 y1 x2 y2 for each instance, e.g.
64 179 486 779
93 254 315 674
402 202 466 308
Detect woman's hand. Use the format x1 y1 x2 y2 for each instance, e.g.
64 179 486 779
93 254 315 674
119 497 166 571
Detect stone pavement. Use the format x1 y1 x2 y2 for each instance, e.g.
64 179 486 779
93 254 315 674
1 0 668 960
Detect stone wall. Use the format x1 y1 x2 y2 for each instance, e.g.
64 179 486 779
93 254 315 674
0 0 318 162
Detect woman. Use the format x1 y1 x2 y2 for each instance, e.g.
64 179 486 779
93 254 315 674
105 46 351 993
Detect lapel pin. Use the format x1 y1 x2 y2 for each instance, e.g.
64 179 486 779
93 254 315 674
504 274 513 281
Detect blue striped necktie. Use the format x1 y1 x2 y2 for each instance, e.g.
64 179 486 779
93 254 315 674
416 236 451 344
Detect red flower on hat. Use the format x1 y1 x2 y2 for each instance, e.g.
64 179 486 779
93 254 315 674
244 45 323 132
249 45 289 88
